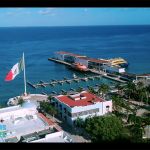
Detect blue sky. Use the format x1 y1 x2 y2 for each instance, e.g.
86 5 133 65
0 8 150 27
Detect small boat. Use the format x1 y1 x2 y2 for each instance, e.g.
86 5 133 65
73 73 77 79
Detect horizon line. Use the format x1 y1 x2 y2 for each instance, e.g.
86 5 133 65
0 24 150 28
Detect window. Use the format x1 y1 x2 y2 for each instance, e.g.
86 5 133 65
106 106 110 112
68 112 72 117
64 108 67 113
55 102 58 107
59 104 62 110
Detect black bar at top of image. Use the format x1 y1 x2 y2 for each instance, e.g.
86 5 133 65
0 0 150 7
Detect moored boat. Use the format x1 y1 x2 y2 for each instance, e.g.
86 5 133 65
70 63 88 72
107 58 129 68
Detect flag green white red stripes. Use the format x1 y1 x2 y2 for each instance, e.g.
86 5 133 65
5 57 24 81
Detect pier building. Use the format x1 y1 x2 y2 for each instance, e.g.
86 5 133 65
52 91 112 126
54 51 125 74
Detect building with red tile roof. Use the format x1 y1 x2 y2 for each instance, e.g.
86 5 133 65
53 91 112 126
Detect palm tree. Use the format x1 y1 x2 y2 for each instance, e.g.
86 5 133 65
115 83 125 95
39 101 57 118
111 95 123 112
137 81 144 91
145 85 150 104
76 87 83 93
138 88 146 106
48 105 57 120
127 114 145 142
98 83 109 98
88 86 96 94
48 95 52 102
124 82 136 101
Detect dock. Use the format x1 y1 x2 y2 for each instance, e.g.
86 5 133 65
27 81 37 89
48 57 126 83
27 75 104 89
39 80 46 87
48 58 72 66
89 69 126 83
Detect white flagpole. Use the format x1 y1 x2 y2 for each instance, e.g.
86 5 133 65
23 52 27 95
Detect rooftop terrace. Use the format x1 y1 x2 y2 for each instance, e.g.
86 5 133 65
3 113 52 141
55 91 105 107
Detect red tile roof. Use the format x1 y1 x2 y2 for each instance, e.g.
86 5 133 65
56 51 108 63
80 57 109 63
38 113 54 126
56 51 82 57
55 91 104 107
137 74 150 77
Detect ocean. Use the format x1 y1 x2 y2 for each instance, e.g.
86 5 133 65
0 25 150 105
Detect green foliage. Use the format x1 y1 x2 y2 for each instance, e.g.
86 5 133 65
84 115 127 142
18 98 24 106
48 95 52 101
39 101 57 116
61 91 67 95
75 117 85 128
130 124 144 143
76 87 83 93
98 84 109 98
88 87 97 94
124 81 150 104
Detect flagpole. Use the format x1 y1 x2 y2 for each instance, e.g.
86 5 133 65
23 52 27 95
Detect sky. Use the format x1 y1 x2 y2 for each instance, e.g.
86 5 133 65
0 8 150 27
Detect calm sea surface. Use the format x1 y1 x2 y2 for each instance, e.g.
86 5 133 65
0 25 150 105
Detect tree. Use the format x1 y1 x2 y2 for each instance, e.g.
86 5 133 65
75 117 84 128
130 124 144 143
18 98 25 106
111 95 123 112
76 87 83 93
124 82 136 100
115 83 125 95
127 114 146 142
137 81 144 91
39 101 57 117
88 87 96 94
98 84 109 98
48 95 52 102
84 115 128 142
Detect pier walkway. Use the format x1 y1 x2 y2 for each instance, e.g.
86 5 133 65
89 69 126 83
48 58 72 66
27 75 102 89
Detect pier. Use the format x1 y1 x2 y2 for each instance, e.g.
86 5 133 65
48 58 126 83
27 75 104 89
89 69 126 83
48 58 72 67
27 81 37 89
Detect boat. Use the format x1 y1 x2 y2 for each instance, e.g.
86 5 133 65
70 63 88 72
107 58 129 68
73 73 77 79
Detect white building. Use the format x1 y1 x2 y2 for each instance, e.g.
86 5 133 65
53 91 112 126
0 100 72 143
102 64 125 73
54 51 125 73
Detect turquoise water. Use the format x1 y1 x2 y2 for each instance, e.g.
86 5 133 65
28 71 117 96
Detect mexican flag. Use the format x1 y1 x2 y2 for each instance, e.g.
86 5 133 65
5 57 24 81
